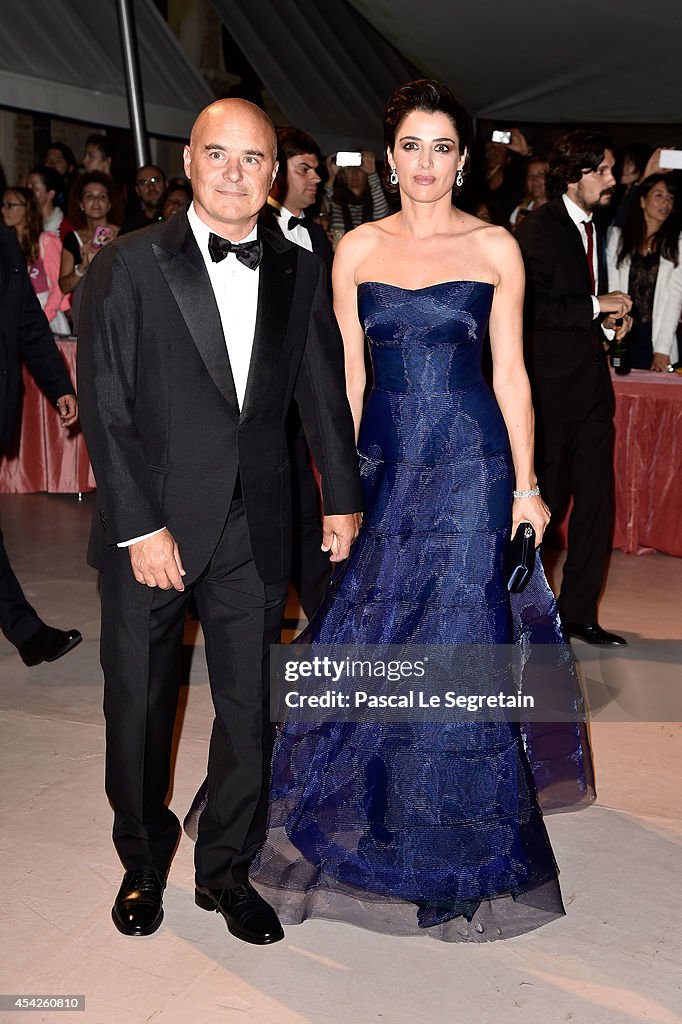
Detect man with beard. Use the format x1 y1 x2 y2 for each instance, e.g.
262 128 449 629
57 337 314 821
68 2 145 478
516 131 632 646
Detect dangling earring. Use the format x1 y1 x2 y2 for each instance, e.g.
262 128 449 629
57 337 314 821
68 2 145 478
456 169 464 188
389 167 398 186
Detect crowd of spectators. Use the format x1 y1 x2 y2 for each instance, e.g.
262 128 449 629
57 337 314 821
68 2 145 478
1 123 680 367
1 135 194 336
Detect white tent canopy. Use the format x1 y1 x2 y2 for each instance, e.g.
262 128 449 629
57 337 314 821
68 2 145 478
350 0 682 124
2 0 679 150
0 0 213 138
210 0 419 152
212 0 681 155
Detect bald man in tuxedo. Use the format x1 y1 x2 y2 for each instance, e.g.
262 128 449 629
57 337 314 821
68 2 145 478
78 100 362 944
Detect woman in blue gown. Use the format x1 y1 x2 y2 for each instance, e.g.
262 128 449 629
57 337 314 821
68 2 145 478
187 80 594 941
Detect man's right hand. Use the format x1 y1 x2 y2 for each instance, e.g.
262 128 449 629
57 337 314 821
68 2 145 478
597 291 633 318
129 529 186 591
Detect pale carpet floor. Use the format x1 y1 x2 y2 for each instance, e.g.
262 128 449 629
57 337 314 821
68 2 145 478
0 493 680 1024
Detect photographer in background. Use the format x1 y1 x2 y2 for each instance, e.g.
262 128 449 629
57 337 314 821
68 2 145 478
482 128 532 228
510 158 550 231
324 150 389 246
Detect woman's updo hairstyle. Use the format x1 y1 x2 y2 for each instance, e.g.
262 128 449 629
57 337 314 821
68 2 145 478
383 79 472 195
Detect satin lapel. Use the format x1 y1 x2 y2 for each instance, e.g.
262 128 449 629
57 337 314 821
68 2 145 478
152 217 239 416
240 230 297 423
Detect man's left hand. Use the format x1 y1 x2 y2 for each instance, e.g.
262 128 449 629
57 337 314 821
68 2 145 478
603 313 633 340
56 394 78 427
321 512 362 562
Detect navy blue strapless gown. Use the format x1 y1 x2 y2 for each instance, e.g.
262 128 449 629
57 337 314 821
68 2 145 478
191 281 595 941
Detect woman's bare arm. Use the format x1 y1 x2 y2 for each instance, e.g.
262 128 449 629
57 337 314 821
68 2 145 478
332 229 372 440
487 228 550 541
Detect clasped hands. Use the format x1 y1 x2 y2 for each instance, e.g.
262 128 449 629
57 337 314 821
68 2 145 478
129 512 363 590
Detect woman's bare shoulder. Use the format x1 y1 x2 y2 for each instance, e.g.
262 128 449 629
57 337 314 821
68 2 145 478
335 217 395 265
470 221 522 266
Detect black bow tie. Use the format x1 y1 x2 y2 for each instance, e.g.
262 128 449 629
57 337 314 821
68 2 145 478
287 215 307 231
207 233 262 269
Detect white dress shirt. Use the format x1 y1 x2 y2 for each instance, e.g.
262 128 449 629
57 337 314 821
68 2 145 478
562 193 600 319
119 202 260 547
187 202 260 407
267 198 312 252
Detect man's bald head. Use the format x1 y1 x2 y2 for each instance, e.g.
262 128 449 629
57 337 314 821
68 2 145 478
189 99 277 162
183 98 278 239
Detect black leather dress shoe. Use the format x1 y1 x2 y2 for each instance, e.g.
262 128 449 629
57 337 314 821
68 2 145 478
195 882 284 945
564 622 627 646
112 868 165 936
18 625 82 666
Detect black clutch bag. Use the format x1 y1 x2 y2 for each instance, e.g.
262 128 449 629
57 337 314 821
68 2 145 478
507 522 536 593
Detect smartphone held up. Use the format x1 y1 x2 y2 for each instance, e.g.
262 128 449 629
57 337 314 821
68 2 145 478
336 151 362 167
659 150 682 170
92 226 113 248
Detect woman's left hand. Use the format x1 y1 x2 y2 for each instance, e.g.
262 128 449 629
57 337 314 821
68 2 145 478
512 493 551 546
651 351 671 372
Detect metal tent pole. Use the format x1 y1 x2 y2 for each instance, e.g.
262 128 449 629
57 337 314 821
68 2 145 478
115 0 150 167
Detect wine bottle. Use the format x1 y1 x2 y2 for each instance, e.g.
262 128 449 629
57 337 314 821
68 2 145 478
611 335 631 376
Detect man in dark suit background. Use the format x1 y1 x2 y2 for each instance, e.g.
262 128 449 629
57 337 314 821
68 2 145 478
78 99 362 945
261 127 335 621
260 126 333 275
0 223 81 666
516 131 633 647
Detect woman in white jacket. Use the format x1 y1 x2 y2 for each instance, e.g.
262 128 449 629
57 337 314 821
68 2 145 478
607 173 681 370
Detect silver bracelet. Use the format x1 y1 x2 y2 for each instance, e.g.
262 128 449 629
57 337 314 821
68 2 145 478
513 486 540 499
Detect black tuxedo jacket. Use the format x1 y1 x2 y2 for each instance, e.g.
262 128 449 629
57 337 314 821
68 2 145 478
516 197 613 423
0 224 74 451
77 211 362 585
259 204 333 280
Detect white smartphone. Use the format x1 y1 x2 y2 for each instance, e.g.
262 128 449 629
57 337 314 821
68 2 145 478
659 149 682 170
491 130 511 145
336 151 362 167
